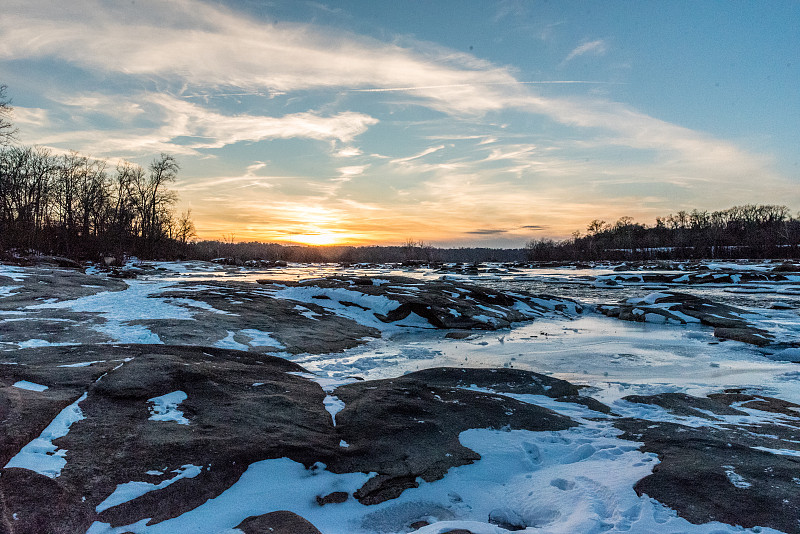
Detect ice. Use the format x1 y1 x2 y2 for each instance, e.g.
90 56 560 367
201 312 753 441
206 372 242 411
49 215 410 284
83 425 779 534
95 464 203 513
59 360 105 368
1 260 798 533
0 285 21 298
215 330 249 351
323 395 345 426
147 391 190 425
239 328 285 349
722 465 751 489
12 380 48 391
5 392 88 478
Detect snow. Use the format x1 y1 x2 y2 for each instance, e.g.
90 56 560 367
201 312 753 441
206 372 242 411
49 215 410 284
0 285 22 298
5 392 88 478
722 465 751 489
12 380 49 391
95 464 203 513
83 425 778 534
3 260 800 533
147 391 190 425
215 330 249 351
323 395 345 426
239 329 285 349
59 360 105 368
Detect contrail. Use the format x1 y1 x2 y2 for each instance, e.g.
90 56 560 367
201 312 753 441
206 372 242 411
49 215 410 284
346 80 622 93
183 80 621 99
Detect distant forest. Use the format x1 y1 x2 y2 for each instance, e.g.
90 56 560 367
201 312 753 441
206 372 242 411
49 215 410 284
1 85 798 264
525 205 800 261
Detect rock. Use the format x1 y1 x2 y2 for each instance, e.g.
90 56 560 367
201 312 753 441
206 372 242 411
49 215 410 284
488 508 527 530
622 392 748 420
402 367 611 414
316 491 349 505
713 327 772 346
444 331 472 339
149 281 382 354
258 275 582 331
0 346 587 530
1 345 336 531
328 369 578 504
236 511 322 534
615 391 800 534
599 291 774 346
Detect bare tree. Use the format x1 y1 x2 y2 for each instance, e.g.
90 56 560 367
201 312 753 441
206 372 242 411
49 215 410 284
0 85 17 146
175 209 196 245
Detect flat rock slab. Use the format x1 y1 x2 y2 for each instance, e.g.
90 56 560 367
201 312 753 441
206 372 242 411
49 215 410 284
0 345 585 533
152 280 382 353
329 368 578 504
616 391 800 534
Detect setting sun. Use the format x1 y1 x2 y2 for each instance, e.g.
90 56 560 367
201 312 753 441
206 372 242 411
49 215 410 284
290 233 344 246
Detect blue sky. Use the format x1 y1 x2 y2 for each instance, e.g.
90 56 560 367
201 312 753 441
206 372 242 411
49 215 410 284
2 0 798 246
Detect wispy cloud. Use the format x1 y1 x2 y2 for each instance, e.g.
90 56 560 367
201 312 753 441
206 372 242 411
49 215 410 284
563 39 608 63
466 229 508 235
16 92 377 156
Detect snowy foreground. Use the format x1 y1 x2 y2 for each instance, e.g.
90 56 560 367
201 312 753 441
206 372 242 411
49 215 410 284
1 259 799 534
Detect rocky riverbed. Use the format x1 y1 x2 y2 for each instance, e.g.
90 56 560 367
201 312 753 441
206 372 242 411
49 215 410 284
1 260 799 533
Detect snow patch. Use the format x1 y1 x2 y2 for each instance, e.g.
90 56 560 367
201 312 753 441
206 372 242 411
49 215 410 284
5 392 88 478
12 380 48 392
147 391 190 425
95 464 203 513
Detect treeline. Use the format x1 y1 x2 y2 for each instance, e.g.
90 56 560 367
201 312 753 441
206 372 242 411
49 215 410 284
527 205 800 261
0 86 194 260
0 147 194 259
187 240 526 264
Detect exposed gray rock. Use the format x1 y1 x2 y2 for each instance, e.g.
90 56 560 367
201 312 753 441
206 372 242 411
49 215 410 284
258 275 582 331
0 346 584 532
599 291 774 346
615 391 800 534
236 511 322 534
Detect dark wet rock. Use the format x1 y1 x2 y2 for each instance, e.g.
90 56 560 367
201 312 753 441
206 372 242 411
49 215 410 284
488 508 526 530
599 291 773 346
772 262 800 273
615 416 800 534
593 269 788 285
316 491 349 505
107 268 137 279
5 256 85 271
149 281 382 354
0 346 582 531
706 389 800 418
259 275 582 331
0 267 126 312
444 330 472 339
713 327 772 346
622 392 748 420
236 511 322 534
1 345 334 532
329 369 577 505
402 367 611 414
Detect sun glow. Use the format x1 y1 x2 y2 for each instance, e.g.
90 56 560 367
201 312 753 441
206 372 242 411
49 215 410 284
290 233 348 246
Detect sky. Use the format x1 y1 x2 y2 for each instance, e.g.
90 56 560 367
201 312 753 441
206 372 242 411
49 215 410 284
1 0 798 247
